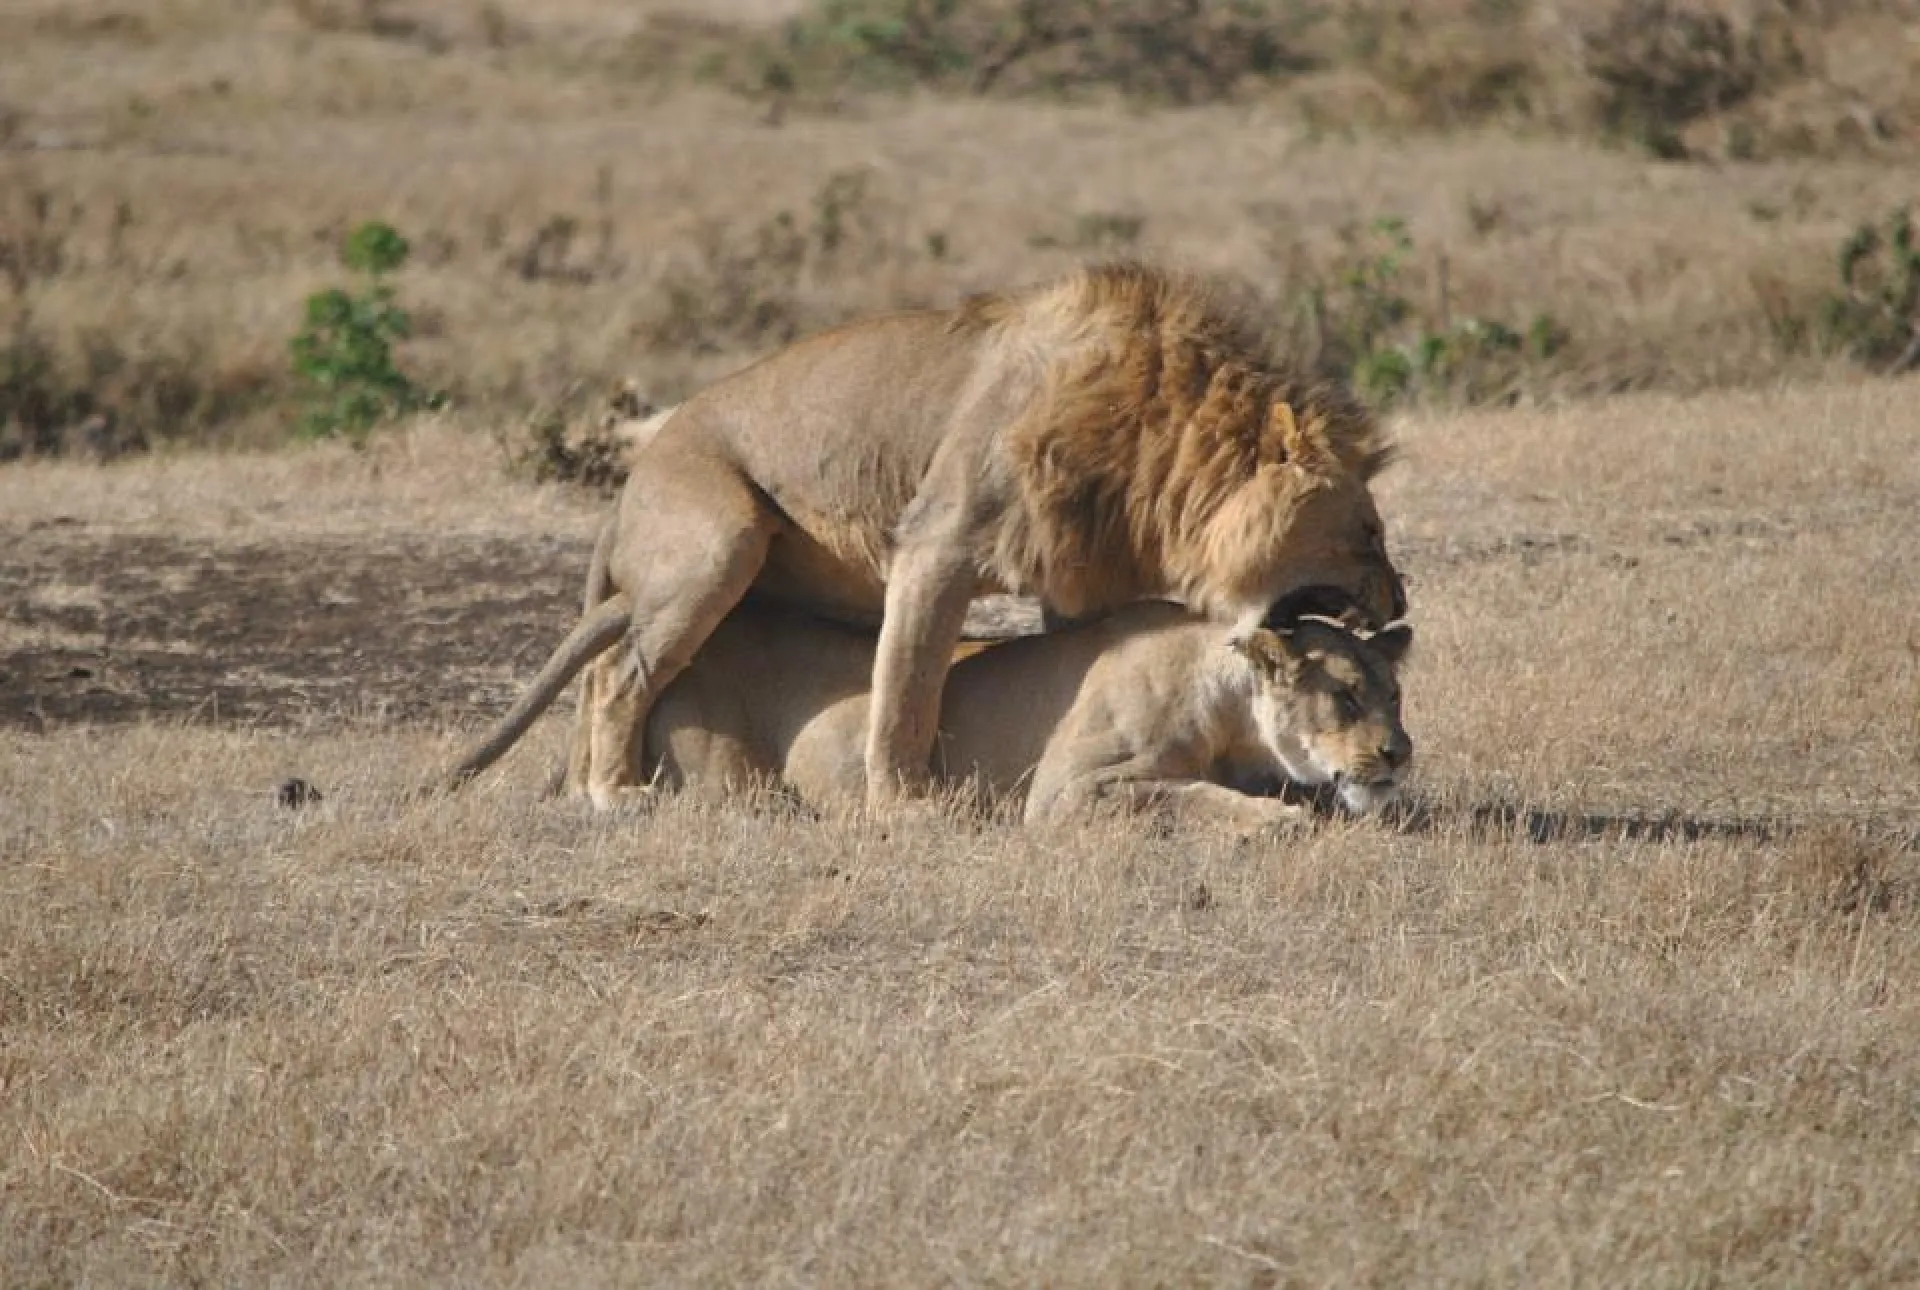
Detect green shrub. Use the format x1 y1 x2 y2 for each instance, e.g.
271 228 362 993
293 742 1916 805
1817 206 1920 372
1292 216 1568 407
289 221 439 441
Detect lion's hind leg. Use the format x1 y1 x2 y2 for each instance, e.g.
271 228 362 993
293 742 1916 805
585 453 777 810
554 516 618 799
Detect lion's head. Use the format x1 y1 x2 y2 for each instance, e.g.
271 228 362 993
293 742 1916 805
1230 595 1413 815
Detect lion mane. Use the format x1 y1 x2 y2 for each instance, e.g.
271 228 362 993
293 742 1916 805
958 264 1397 619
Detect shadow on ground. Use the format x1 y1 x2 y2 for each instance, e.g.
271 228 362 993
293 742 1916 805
1271 779 1918 854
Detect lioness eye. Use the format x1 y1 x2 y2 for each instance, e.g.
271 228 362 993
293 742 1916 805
1337 691 1364 720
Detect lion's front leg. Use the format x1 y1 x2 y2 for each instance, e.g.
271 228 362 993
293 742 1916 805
864 539 976 807
1127 780 1310 835
1039 771 1310 836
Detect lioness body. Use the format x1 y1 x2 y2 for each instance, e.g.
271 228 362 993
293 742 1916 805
643 597 1413 829
445 264 1406 807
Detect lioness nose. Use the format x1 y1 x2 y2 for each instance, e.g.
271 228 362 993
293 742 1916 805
1382 732 1412 769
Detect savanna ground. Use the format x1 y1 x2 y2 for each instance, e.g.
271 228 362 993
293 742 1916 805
5 0 1920 1285
5 384 1919 1286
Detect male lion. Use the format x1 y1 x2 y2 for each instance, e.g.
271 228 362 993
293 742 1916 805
445 263 1406 808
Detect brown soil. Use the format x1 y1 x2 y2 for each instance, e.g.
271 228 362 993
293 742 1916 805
0 524 583 731
0 522 1047 733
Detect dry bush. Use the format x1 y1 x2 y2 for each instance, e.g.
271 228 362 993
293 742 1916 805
514 376 661 493
2 182 278 459
1313 0 1918 164
1578 0 1807 156
0 327 273 461
1340 1 1550 131
742 0 1325 105
631 166 948 357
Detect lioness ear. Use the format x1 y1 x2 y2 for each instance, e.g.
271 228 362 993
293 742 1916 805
1262 584 1366 633
1369 622 1413 668
1229 628 1298 677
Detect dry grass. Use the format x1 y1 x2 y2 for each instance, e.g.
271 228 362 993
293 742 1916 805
3 0 1917 452
4 379 1919 1284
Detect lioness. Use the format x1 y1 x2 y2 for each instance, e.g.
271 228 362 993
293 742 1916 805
445 263 1407 808
450 584 1411 830
641 593 1413 829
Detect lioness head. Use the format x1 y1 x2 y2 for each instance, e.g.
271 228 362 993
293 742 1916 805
1230 610 1413 816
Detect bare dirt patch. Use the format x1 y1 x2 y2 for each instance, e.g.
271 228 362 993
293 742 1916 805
0 513 1045 735
0 524 585 731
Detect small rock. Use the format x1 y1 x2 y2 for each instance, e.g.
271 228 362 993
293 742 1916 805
276 777 323 809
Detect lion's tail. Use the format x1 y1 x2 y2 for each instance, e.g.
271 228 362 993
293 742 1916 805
439 593 632 793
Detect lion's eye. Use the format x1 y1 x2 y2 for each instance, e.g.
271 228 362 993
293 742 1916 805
1337 690 1364 720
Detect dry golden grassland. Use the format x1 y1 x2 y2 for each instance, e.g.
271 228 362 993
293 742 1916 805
3 380 1918 1285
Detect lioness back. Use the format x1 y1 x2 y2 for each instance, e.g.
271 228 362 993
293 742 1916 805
642 600 875 796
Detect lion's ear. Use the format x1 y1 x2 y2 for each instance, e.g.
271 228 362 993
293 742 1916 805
1368 622 1413 667
1269 400 1299 444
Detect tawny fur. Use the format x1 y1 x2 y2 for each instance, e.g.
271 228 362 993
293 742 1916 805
440 262 1407 809
636 597 1414 831
448 589 1414 833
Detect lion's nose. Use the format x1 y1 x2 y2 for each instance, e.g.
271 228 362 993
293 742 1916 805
1381 732 1412 769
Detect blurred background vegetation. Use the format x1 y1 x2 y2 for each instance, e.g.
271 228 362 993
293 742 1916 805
3 0 1916 469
